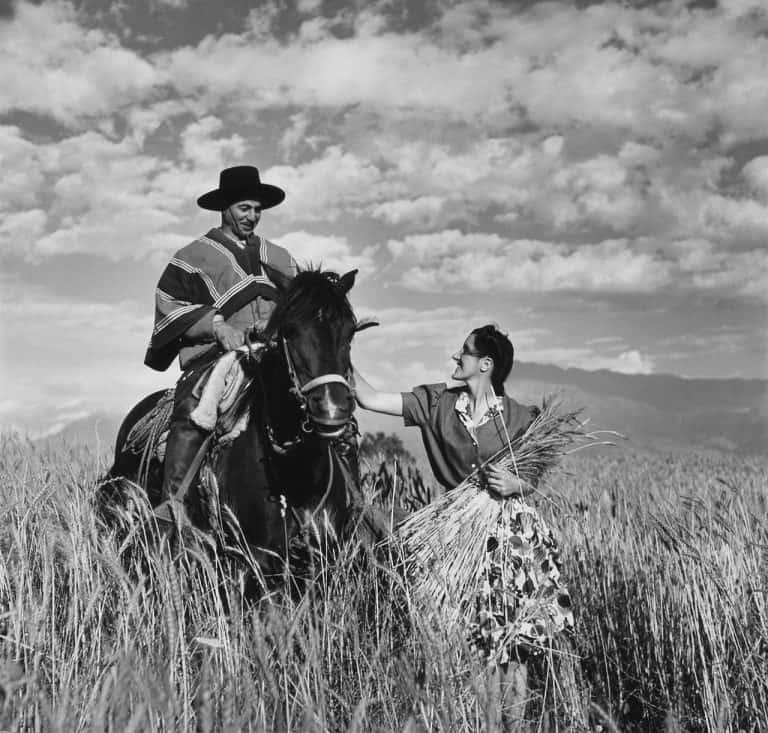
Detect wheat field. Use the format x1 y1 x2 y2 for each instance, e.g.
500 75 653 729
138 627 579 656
0 433 765 732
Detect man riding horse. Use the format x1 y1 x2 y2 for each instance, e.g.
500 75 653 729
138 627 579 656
145 165 357 526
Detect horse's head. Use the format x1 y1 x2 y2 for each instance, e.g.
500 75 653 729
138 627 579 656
264 265 363 439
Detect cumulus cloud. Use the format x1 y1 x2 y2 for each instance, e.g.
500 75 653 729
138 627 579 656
607 350 656 375
124 100 189 147
546 153 649 231
354 305 476 353
0 209 48 260
267 147 383 222
35 208 181 260
179 116 246 170
5 0 768 151
524 346 657 375
354 134 663 236
351 305 480 388
0 126 45 211
696 194 768 243
369 196 446 228
0 1 161 127
670 239 768 298
386 229 768 299
273 230 378 276
147 0 768 149
0 121 260 262
741 156 768 201
8 129 182 261
2 0 767 404
158 18 524 126
279 111 315 157
266 137 537 228
296 0 323 13
5 1 768 257
387 231 676 293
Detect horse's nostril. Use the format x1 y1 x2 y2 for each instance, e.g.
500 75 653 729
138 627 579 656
306 384 354 419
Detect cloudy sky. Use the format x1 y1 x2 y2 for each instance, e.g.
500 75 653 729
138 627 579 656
1 0 767 436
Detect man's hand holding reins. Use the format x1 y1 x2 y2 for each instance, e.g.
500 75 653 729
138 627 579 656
213 318 245 351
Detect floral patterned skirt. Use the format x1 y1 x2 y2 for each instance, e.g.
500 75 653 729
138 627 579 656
466 498 573 665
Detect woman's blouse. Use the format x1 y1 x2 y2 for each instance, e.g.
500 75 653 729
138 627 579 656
401 383 538 491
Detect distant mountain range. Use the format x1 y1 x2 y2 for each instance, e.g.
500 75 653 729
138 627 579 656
358 362 768 459
40 413 123 451
511 361 767 455
39 362 767 459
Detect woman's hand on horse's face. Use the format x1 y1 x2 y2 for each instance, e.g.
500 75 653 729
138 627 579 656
485 466 533 498
213 321 246 351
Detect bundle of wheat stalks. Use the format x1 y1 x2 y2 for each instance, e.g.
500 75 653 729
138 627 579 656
396 396 604 615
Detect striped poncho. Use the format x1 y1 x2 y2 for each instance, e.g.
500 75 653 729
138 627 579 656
145 228 296 371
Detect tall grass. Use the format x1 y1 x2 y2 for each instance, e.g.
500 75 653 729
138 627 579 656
553 451 768 731
0 434 765 731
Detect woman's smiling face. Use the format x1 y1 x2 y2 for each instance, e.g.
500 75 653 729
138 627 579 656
451 334 484 382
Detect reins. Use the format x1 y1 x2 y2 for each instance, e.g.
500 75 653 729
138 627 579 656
286 442 337 525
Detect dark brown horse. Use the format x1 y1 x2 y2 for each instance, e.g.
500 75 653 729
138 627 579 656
102 266 372 585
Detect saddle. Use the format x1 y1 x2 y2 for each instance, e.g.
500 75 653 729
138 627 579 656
124 349 261 533
126 348 260 461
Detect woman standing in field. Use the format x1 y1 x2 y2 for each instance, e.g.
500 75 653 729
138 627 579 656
353 324 576 732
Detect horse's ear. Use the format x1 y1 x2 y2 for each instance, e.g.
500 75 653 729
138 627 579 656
263 262 293 292
337 269 358 294
355 318 379 333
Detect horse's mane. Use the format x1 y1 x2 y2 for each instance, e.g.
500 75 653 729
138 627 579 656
265 267 356 337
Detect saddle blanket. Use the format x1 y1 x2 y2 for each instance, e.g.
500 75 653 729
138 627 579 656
126 344 263 460
190 344 263 439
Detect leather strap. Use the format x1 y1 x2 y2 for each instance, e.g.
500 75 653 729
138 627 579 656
300 373 350 394
154 432 215 525
174 433 215 504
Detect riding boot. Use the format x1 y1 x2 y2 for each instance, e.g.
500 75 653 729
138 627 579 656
154 418 209 526
153 361 215 527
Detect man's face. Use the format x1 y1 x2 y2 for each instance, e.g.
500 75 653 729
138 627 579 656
222 199 262 239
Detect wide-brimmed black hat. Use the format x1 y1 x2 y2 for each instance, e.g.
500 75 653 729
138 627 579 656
197 165 286 211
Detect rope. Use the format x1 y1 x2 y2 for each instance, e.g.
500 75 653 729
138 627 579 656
124 389 175 487
124 389 173 453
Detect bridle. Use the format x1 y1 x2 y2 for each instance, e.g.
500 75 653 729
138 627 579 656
262 334 354 454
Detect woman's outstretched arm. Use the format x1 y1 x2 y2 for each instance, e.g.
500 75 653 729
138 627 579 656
351 367 404 416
